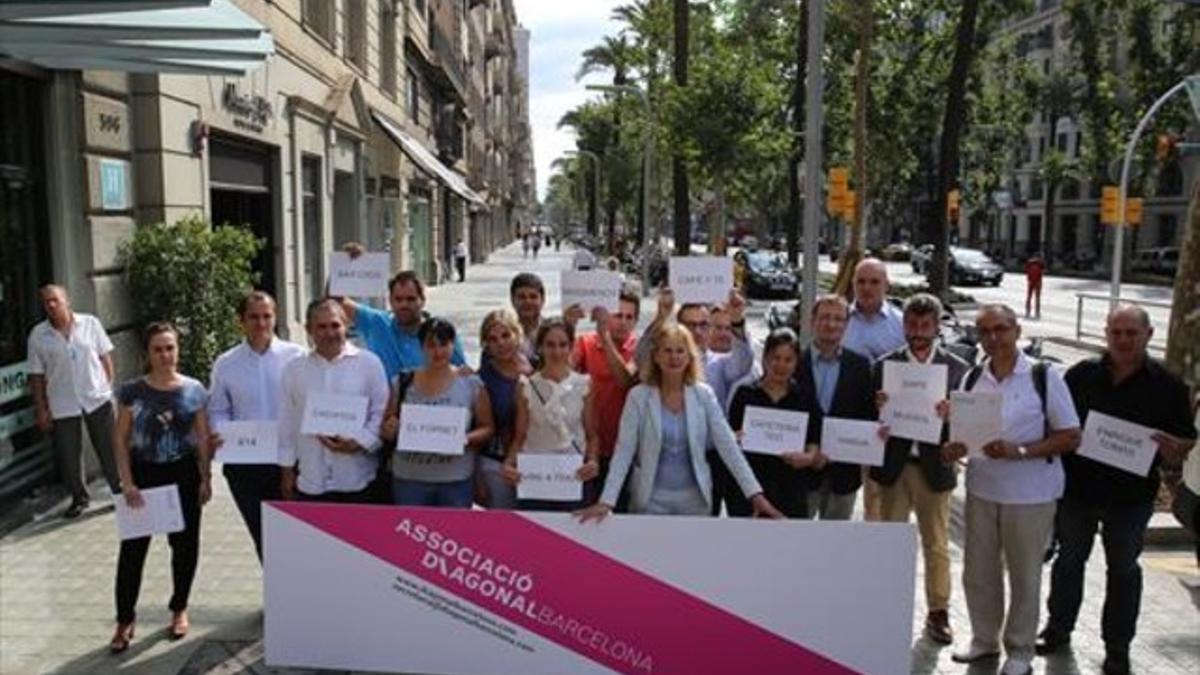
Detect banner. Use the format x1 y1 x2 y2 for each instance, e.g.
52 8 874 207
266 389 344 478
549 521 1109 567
264 504 916 674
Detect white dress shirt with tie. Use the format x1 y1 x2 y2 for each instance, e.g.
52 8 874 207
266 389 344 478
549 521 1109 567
278 344 390 496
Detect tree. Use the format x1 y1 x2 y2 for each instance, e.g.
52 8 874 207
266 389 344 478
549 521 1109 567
671 0 690 256
832 0 873 296
1166 176 1200 385
120 215 261 380
1027 68 1081 260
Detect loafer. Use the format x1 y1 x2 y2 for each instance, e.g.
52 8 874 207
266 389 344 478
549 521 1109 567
1035 627 1071 655
951 641 1001 663
1102 649 1131 675
1001 656 1033 675
923 609 953 645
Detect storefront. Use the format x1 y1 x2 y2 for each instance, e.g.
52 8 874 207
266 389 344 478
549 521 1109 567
209 133 278 296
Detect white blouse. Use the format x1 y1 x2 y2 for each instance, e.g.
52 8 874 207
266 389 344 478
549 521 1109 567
522 371 589 453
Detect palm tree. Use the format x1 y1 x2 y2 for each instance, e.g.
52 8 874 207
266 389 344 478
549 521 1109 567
576 35 634 254
1032 68 1080 262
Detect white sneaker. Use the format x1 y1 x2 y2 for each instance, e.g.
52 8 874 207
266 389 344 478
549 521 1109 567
1001 656 1033 675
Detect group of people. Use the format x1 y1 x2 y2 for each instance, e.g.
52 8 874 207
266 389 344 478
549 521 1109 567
25 247 1196 675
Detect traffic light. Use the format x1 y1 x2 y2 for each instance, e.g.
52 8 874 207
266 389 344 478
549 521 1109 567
946 189 960 225
1101 186 1120 225
1125 197 1144 227
843 190 857 223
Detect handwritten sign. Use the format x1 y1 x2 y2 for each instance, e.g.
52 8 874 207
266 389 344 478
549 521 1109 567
328 252 390 298
516 454 584 501
949 391 1003 458
300 392 368 437
741 406 810 456
880 362 947 445
397 404 468 455
669 256 733 305
820 417 885 467
115 484 185 540
1078 410 1159 477
216 420 279 465
560 270 621 312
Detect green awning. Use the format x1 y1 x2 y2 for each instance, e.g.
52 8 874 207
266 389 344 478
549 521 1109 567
0 0 272 75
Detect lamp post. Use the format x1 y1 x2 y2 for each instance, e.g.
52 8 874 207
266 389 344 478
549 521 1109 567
567 149 601 239
800 0 826 342
588 83 652 295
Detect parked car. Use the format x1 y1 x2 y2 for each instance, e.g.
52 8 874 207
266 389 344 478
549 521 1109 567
948 247 1004 286
879 242 913 262
743 250 798 299
1130 247 1179 277
910 244 934 274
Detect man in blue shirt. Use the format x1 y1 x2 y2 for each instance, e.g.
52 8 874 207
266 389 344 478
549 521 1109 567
842 258 905 363
336 244 466 379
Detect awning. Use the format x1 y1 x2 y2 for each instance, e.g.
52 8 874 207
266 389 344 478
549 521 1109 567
0 0 273 76
372 110 486 206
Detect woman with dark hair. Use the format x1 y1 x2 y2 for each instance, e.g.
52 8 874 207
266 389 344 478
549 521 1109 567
503 318 599 511
727 328 821 518
382 318 494 507
110 322 211 653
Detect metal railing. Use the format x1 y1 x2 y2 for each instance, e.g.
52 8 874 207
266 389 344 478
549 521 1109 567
1074 292 1172 352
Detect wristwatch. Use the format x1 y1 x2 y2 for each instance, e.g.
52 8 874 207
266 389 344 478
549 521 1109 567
1017 445 1029 459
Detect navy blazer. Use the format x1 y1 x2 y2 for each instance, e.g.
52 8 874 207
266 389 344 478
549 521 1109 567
797 347 877 495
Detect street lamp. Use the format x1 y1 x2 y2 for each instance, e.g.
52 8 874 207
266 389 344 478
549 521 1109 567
588 83 652 295
566 149 601 239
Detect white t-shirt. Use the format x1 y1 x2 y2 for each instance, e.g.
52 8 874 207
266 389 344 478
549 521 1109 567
522 372 590 453
454 242 468 259
962 353 1080 504
27 313 114 418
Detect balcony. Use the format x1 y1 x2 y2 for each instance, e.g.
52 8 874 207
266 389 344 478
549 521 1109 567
429 21 466 99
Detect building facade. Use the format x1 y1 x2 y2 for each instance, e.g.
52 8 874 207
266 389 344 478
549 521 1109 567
0 0 535 509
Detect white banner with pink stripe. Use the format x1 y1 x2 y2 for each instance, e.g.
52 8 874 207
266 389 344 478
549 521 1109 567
263 504 917 674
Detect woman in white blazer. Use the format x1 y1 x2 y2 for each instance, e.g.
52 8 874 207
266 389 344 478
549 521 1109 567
578 323 783 519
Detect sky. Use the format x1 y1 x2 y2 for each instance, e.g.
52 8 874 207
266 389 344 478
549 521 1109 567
512 0 624 203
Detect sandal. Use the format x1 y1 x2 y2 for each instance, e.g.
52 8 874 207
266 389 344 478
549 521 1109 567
168 610 189 640
109 622 134 654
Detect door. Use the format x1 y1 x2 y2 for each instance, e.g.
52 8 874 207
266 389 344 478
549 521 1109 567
209 135 277 295
408 191 432 284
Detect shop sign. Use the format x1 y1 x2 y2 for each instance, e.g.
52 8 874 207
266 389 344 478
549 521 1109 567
99 158 130 210
0 362 29 405
223 82 273 133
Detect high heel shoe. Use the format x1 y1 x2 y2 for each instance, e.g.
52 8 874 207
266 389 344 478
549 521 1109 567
168 610 189 640
109 622 134 653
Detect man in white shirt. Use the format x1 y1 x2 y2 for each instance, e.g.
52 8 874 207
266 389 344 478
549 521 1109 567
208 291 306 561
453 238 468 282
279 299 389 503
27 284 120 518
944 303 1081 675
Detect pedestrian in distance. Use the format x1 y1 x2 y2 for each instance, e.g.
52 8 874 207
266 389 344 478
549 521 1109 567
110 322 212 653
382 318 495 508
27 283 121 518
944 303 1081 675
453 238 468 282
576 322 784 521
475 310 528 509
207 291 305 562
872 293 970 645
531 231 542 259
1036 304 1196 675
522 231 531 258
1024 254 1045 320
278 300 389 503
503 318 600 511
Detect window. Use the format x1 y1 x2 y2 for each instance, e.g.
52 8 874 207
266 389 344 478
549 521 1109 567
407 69 420 123
1157 215 1178 247
302 0 335 45
1038 136 1045 159
1073 131 1082 158
345 0 367 71
302 156 324 303
1056 133 1068 151
380 1 398 95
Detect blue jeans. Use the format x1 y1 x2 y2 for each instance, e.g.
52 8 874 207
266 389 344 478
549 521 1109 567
1045 496 1154 650
392 478 473 508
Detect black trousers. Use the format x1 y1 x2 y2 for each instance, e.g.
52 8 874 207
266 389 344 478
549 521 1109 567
296 486 376 504
455 256 467 281
223 463 281 563
723 452 808 519
115 458 202 624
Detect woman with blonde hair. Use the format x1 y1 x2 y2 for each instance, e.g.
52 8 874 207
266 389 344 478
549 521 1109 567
578 322 783 520
476 308 528 508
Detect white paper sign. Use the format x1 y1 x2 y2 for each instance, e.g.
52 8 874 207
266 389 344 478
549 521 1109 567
741 406 809 456
216 420 279 464
115 484 185 541
397 404 468 455
880 362 948 445
328 252 390 298
669 256 734 305
950 391 1004 457
820 416 886 466
300 392 368 437
517 454 584 501
1078 410 1159 477
560 270 621 312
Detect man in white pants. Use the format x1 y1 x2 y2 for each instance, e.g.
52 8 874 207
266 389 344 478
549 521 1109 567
943 304 1081 675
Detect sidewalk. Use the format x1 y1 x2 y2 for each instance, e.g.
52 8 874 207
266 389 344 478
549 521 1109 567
1 241 1196 674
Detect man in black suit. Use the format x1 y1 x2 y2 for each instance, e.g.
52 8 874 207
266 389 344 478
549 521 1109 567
872 293 969 645
798 294 877 520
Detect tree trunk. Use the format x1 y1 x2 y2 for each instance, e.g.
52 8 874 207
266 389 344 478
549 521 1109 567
833 0 871 296
927 0 981 296
1165 177 1200 386
1041 117 1057 262
786 0 807 268
672 0 690 256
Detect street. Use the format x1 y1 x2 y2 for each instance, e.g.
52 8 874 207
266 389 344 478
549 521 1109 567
0 242 1195 675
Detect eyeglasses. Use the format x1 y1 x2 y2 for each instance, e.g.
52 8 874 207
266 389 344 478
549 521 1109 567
680 320 711 331
977 323 1014 338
